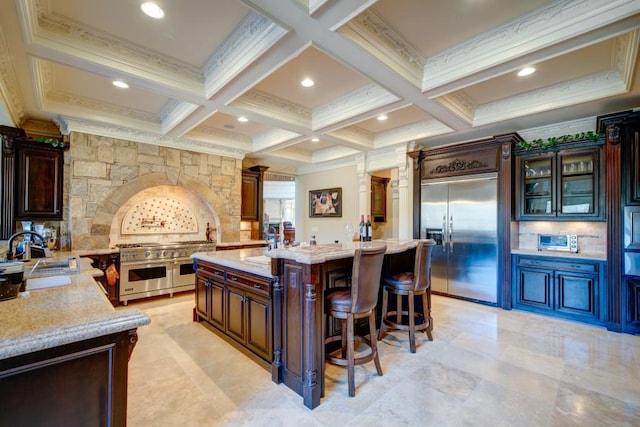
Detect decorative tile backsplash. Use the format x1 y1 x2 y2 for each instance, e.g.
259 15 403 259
121 197 198 234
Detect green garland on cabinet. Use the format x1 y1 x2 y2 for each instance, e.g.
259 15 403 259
35 136 66 148
515 131 601 150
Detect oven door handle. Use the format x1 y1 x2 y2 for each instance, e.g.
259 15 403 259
120 260 168 268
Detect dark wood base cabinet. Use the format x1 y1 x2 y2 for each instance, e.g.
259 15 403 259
512 254 605 325
195 260 273 366
0 330 137 427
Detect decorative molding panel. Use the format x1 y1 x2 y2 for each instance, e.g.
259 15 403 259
435 92 476 125
328 126 374 147
518 117 597 142
160 99 199 134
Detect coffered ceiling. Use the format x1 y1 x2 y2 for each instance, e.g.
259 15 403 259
0 0 639 173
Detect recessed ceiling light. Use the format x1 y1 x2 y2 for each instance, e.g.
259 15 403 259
141 2 165 19
238 116 248 122
301 78 314 87
377 114 388 121
112 80 129 89
311 137 320 143
518 66 536 77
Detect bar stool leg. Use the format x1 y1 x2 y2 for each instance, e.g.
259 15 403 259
347 313 355 397
423 292 433 340
396 293 402 325
341 319 348 358
369 311 383 375
378 287 389 340
408 291 416 353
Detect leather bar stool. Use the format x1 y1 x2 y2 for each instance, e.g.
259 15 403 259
378 239 435 353
324 244 387 397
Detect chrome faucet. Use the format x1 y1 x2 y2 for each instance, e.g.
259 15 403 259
6 231 45 261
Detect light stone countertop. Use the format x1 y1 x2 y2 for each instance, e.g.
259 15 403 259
0 258 150 360
192 247 272 278
511 248 607 261
264 238 419 265
192 239 422 276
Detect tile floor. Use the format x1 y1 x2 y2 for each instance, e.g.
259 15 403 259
125 293 640 426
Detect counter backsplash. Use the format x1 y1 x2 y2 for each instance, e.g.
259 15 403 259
513 221 606 254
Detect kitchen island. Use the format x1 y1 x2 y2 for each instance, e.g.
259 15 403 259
192 239 419 409
0 258 150 426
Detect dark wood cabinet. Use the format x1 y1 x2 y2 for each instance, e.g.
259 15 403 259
371 176 389 222
0 330 136 427
241 165 268 223
512 254 604 325
515 139 605 221
195 260 272 364
15 140 65 220
82 252 121 307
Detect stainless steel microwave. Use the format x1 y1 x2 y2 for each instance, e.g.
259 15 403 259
537 234 578 252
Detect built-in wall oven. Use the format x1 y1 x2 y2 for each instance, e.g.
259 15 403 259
117 241 215 304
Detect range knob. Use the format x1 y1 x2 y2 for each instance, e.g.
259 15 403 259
144 251 151 258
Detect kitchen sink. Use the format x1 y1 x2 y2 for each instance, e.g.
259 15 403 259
28 257 80 278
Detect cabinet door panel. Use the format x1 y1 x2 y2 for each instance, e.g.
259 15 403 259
516 268 552 309
16 147 63 219
210 281 225 330
226 286 246 343
195 275 208 317
556 273 596 317
246 293 271 360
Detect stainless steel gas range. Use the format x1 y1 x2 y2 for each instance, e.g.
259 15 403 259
117 240 215 304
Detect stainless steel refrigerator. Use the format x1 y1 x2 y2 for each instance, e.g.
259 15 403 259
420 174 498 304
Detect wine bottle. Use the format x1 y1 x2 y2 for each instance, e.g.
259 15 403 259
366 215 372 241
359 214 365 242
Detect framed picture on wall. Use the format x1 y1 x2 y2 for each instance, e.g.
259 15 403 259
309 187 342 217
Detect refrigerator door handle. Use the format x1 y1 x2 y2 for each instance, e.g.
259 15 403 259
442 216 447 252
449 216 454 252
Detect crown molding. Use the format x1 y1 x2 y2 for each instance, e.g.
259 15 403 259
56 116 247 159
0 25 25 125
366 144 409 172
252 128 302 152
374 119 454 149
312 145 360 165
613 30 640 89
297 150 359 175
339 9 424 88
312 83 400 130
423 0 639 92
203 12 289 98
517 116 597 142
327 126 374 147
160 99 199 134
233 89 311 129
435 92 476 126
186 125 253 151
475 70 626 126
20 0 203 96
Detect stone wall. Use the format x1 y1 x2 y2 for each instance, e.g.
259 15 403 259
68 132 242 250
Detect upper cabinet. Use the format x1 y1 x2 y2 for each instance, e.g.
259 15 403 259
15 140 65 220
370 176 389 222
240 166 268 236
515 139 605 221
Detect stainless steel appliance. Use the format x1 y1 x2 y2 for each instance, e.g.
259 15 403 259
420 174 498 304
118 240 215 304
537 234 578 252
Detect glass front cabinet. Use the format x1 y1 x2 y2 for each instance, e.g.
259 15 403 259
516 140 604 220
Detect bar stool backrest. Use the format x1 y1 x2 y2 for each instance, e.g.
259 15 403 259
351 245 387 313
414 239 436 292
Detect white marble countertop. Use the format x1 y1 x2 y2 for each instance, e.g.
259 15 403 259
192 247 273 278
511 248 606 261
0 259 150 360
215 240 267 248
